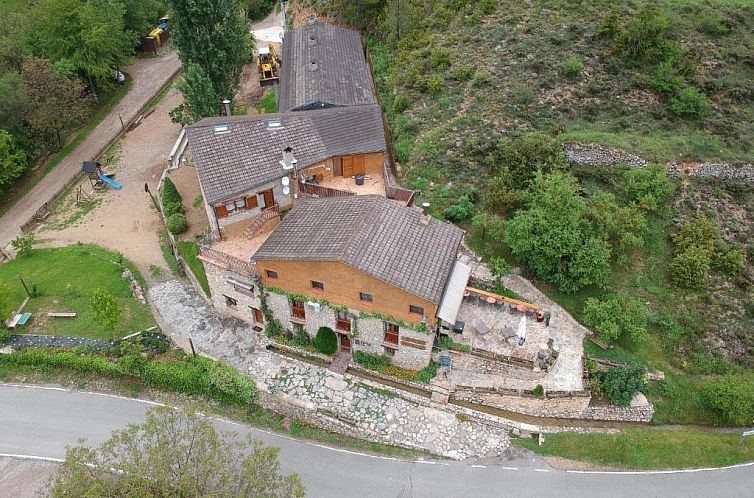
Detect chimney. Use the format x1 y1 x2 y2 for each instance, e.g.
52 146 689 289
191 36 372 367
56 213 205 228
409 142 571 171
222 98 232 117
280 146 296 170
420 202 431 225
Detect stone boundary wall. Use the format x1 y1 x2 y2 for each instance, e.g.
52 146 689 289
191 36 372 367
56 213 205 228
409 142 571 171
451 390 653 423
564 143 754 185
347 362 433 394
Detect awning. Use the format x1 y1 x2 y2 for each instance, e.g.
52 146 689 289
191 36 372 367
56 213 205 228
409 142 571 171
436 260 472 325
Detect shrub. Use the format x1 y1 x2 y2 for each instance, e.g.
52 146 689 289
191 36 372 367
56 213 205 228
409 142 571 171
353 350 391 370
264 318 282 337
443 194 475 222
314 327 337 355
669 87 709 118
392 93 411 113
429 48 451 71
437 335 471 352
472 71 491 88
291 331 312 348
90 289 122 332
650 59 685 95
496 132 565 187
209 361 257 403
414 361 437 384
166 213 188 235
696 12 729 37
11 232 35 257
243 0 274 21
583 294 647 344
450 65 474 82
161 177 183 207
426 75 444 95
671 245 711 288
621 163 675 212
702 374 754 426
164 200 184 217
603 366 645 406
712 243 744 276
559 57 583 79
532 384 545 397
613 2 673 66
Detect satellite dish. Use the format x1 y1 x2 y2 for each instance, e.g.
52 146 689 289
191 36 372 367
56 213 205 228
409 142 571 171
282 185 290 195
281 176 290 186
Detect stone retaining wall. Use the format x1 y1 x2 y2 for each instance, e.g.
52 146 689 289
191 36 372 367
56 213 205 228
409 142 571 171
451 389 653 423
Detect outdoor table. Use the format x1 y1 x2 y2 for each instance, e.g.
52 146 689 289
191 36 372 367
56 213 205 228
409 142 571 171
502 327 516 338
486 296 497 305
474 320 491 335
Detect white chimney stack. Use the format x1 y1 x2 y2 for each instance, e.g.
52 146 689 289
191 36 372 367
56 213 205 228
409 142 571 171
222 98 232 117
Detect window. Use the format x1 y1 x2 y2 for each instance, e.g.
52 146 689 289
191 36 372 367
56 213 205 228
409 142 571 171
223 295 237 307
383 346 395 356
359 292 373 303
409 305 424 316
291 300 305 320
336 310 351 332
266 270 278 279
311 280 324 291
383 322 399 345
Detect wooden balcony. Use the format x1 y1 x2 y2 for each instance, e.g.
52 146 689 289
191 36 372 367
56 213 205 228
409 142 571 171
299 182 355 198
291 306 306 322
336 318 351 333
383 331 399 345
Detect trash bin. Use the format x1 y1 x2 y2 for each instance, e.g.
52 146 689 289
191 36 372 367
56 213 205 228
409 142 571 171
355 174 365 186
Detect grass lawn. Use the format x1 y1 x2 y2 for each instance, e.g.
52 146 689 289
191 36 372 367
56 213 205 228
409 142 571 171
255 90 277 114
0 245 154 340
0 76 133 217
515 429 754 470
176 240 211 297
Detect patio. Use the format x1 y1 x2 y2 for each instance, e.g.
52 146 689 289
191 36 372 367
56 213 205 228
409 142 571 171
317 173 386 196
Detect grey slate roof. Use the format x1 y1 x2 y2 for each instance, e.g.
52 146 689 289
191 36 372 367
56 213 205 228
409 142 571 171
279 21 376 112
253 196 465 304
186 105 386 205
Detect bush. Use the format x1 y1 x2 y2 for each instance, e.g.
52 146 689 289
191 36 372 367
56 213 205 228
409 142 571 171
291 331 312 348
496 132 565 187
443 194 475 222
559 57 583 79
164 200 184 217
392 93 411 113
702 374 754 427
669 87 709 118
11 232 35 258
532 384 544 397
314 327 337 356
712 244 744 276
671 246 711 288
603 366 645 406
414 361 437 384
209 361 257 403
437 335 471 352
161 177 183 207
353 350 391 370
264 318 282 338
650 59 685 95
243 0 274 21
472 71 491 88
583 294 647 344
613 2 673 66
166 213 188 235
621 164 675 212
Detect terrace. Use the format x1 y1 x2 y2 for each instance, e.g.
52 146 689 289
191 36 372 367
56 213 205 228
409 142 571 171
197 231 270 277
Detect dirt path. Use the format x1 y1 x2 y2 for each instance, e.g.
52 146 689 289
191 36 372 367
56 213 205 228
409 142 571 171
37 89 184 284
0 51 181 253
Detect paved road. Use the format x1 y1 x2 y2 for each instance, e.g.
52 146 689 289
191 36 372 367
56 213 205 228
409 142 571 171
0 52 181 252
1 385 752 497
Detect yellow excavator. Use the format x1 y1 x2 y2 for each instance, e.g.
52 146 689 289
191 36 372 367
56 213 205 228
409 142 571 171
257 44 280 85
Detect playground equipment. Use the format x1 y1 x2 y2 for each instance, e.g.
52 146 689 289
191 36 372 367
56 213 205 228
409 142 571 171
82 161 122 190
140 16 170 54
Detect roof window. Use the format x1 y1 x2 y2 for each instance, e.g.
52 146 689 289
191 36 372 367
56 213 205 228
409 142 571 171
266 120 283 130
212 123 230 135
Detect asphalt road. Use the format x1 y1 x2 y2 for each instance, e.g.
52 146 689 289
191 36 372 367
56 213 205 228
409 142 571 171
1 385 752 498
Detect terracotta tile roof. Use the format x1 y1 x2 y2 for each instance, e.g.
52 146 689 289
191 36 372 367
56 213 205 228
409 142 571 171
186 105 386 205
279 21 376 112
253 196 465 303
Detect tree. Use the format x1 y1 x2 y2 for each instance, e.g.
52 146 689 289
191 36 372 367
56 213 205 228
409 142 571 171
504 171 611 293
32 0 133 95
0 73 30 131
583 294 647 343
0 11 31 72
314 326 338 355
21 57 90 149
670 216 719 288
602 366 645 406
122 0 168 46
586 191 646 259
50 406 305 497
169 0 251 105
91 289 122 332
0 130 27 186
172 63 222 124
702 374 754 427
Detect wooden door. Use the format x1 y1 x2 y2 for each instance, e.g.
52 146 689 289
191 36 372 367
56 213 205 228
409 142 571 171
352 156 365 176
262 189 275 208
342 157 354 177
339 333 351 351
245 195 258 209
251 307 264 323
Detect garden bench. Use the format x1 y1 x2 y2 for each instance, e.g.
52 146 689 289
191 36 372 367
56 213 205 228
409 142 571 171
47 312 77 318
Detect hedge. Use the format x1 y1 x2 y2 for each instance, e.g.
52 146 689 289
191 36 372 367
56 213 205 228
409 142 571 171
314 327 337 355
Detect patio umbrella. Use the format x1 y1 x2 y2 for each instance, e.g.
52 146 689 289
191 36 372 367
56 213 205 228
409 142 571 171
516 316 527 342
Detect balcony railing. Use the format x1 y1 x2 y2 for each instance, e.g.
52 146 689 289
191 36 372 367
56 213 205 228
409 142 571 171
198 245 257 277
383 332 399 345
299 182 355 198
383 160 416 207
336 318 351 333
242 205 280 240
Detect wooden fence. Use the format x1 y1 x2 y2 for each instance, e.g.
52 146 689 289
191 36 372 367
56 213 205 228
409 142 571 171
299 182 355 198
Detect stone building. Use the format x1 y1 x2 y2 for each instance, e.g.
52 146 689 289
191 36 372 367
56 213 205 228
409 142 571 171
200 196 467 369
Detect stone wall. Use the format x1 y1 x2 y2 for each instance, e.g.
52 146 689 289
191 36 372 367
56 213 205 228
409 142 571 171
352 316 386 356
204 262 262 323
392 325 434 370
266 291 293 331
452 389 653 423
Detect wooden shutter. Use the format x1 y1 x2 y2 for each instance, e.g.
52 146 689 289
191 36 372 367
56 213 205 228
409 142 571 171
245 195 258 209
214 204 228 218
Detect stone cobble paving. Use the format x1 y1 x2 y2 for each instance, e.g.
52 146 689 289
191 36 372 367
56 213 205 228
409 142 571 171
148 280 511 459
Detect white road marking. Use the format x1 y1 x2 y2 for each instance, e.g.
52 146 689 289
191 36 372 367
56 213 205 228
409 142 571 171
533 469 550 472
500 466 519 471
0 453 64 463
